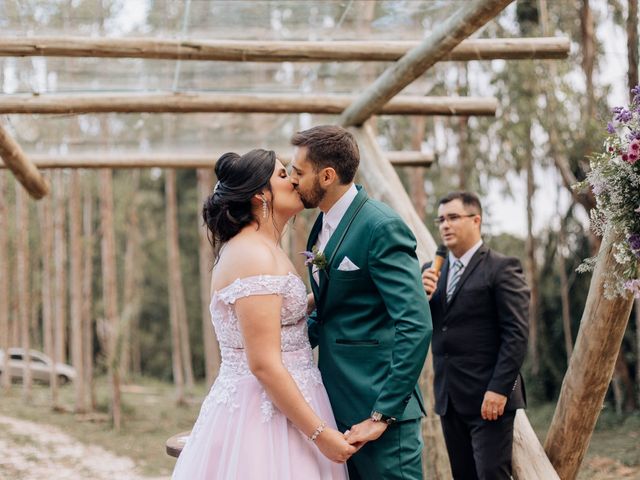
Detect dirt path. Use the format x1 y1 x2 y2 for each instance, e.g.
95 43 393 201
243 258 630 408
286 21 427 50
0 415 167 480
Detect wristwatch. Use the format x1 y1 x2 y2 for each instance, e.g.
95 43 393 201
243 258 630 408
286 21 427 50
370 411 397 425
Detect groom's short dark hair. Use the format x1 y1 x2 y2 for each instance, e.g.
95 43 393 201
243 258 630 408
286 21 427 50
438 191 483 216
291 125 359 184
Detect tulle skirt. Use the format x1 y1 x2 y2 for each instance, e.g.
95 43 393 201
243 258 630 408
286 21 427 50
171 369 348 480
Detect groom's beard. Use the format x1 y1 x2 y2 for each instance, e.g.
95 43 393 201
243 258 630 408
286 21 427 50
298 177 326 209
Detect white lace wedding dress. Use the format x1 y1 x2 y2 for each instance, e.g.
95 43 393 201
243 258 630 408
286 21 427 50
172 273 348 480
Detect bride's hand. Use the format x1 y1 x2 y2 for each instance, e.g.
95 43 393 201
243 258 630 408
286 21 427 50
314 427 357 463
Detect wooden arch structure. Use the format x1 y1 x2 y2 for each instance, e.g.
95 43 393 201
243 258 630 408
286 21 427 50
0 1 635 479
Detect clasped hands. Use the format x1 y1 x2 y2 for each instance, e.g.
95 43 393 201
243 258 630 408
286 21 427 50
316 418 388 464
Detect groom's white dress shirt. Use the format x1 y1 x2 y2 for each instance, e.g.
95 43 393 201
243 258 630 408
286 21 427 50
312 183 358 285
446 239 483 292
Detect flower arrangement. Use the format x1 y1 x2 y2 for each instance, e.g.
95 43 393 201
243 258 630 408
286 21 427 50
575 86 640 298
301 246 328 270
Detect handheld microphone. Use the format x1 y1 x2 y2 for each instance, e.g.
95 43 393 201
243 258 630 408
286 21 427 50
432 244 448 274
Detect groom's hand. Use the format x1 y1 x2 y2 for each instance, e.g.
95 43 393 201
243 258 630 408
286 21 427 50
344 419 388 448
481 391 507 421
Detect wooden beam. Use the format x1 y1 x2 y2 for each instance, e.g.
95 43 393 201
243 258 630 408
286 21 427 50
543 230 636 480
340 0 514 126
0 36 569 62
0 151 434 169
0 93 497 116
512 410 560 479
0 124 49 199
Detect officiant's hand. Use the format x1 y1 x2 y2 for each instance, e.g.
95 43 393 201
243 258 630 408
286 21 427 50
315 427 357 463
422 268 440 299
481 391 507 421
344 418 388 449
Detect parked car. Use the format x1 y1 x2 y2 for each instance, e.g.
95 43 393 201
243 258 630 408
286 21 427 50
0 348 76 384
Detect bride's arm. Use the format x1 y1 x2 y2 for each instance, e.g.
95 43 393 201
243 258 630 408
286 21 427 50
236 294 354 463
234 254 355 463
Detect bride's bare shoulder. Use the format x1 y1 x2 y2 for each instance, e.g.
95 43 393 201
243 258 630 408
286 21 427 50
212 235 279 287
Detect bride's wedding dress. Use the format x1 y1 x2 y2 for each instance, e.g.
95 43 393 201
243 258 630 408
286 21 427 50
172 273 348 480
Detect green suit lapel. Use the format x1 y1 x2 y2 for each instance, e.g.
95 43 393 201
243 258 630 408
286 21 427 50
316 186 368 304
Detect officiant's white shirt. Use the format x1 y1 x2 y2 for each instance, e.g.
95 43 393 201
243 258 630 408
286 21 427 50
446 239 483 291
313 183 358 284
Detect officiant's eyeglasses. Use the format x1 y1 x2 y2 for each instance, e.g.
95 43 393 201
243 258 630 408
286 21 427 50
433 213 477 227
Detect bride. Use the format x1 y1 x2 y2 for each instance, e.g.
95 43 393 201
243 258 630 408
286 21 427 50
171 149 352 479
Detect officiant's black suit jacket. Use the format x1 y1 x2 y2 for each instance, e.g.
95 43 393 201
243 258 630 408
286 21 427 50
424 245 529 416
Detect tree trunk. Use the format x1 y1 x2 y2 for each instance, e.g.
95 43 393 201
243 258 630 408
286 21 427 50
52 171 66 406
581 0 596 119
99 169 121 430
164 170 186 403
557 222 573 363
525 133 539 375
196 169 220 386
409 117 427 223
16 183 32 400
457 63 469 190
122 170 142 383
0 173 10 392
629 0 639 95
69 171 85 412
544 230 636 480
613 352 637 413
82 175 96 410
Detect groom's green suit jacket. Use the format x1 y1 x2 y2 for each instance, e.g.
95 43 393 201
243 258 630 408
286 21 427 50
307 186 433 427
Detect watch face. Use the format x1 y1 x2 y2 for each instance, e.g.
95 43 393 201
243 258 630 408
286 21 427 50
371 412 382 422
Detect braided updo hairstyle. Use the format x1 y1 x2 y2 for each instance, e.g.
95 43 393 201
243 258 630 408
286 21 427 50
202 149 276 257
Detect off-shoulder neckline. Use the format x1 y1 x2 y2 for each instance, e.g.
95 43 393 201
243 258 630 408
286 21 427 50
212 272 302 298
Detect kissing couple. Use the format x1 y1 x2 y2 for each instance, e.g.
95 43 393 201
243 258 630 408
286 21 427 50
172 125 433 480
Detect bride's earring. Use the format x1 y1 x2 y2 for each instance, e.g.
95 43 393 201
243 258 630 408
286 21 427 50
262 196 268 219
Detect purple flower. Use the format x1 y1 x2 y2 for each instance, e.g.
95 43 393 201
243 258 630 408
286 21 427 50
607 122 616 134
624 279 640 299
632 85 640 103
300 250 315 266
592 182 606 195
629 234 640 255
614 108 633 123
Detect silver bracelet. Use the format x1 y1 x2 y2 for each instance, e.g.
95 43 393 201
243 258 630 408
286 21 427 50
309 421 326 442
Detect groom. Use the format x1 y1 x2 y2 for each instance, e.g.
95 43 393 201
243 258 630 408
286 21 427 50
289 125 432 480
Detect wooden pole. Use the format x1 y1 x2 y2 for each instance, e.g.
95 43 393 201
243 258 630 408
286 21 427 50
543 230 636 480
0 124 49 199
0 93 497 117
69 171 85 413
0 151 435 170
196 169 221 387
0 173 9 392
0 36 570 62
340 0 514 126
512 410 560 479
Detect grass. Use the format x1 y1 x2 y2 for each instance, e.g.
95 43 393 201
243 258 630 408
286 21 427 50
0 379 639 478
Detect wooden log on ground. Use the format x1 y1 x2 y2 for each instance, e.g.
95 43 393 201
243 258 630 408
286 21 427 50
543 230 636 480
0 151 435 169
0 124 49 199
166 431 190 458
0 93 497 116
0 37 570 62
340 0 514 126
512 410 559 479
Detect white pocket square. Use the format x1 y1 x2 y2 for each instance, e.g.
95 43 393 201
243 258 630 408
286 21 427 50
337 256 360 271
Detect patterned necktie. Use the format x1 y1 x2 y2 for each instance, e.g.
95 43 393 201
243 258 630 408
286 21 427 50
446 260 464 303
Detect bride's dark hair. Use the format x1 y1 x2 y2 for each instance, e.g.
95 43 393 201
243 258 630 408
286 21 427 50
202 149 276 257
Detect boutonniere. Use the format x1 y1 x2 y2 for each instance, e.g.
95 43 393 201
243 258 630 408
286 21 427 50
301 246 327 270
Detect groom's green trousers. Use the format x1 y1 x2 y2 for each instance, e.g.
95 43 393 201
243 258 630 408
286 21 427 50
337 419 424 480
